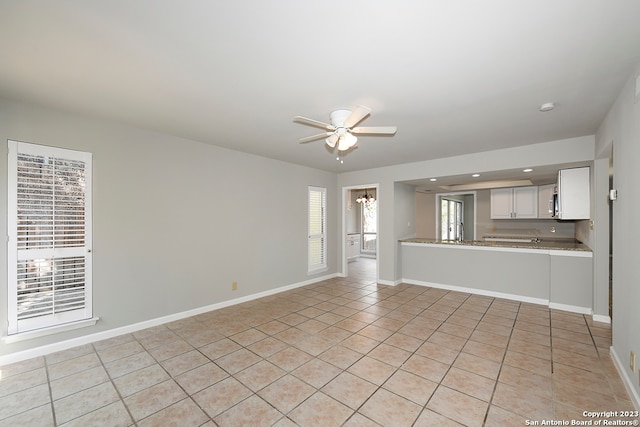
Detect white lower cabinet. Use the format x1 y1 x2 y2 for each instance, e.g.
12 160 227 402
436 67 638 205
347 234 360 259
490 186 538 219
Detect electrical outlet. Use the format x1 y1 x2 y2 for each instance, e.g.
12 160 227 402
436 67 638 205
631 351 636 372
232 281 237 291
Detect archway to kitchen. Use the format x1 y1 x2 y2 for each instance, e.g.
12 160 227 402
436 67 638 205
341 184 379 282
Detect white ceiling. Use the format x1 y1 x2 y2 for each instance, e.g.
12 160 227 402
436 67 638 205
0 1 639 175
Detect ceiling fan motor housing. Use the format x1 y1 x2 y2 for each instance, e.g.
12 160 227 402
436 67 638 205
329 109 352 127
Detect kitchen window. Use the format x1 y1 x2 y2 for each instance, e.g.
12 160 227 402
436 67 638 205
308 186 327 273
7 140 93 336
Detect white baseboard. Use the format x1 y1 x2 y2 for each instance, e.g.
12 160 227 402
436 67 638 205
592 314 611 324
377 279 401 286
610 346 640 410
403 278 599 316
402 278 549 307
548 302 593 316
0 273 338 367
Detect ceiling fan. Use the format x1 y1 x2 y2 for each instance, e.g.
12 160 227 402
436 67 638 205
293 105 397 152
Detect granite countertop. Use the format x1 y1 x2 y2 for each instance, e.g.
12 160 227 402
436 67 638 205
400 237 591 252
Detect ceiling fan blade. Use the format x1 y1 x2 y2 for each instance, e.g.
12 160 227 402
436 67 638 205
293 116 335 131
299 132 334 143
343 105 371 128
351 126 397 135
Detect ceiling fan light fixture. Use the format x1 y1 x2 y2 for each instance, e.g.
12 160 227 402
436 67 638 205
325 133 339 148
294 105 396 156
337 133 357 151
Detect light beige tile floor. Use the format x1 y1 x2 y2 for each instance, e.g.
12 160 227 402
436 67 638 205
0 258 635 426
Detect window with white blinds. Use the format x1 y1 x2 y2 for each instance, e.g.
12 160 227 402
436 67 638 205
7 140 93 335
308 186 327 273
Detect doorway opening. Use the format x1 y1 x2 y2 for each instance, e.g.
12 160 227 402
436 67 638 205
435 192 477 241
342 185 379 281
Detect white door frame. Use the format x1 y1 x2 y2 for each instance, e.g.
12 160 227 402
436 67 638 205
341 183 379 281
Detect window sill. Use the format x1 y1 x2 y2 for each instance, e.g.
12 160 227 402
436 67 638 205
3 317 100 344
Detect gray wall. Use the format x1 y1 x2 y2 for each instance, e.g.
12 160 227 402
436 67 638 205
402 244 551 300
416 192 436 238
0 99 337 358
346 190 360 234
595 63 640 401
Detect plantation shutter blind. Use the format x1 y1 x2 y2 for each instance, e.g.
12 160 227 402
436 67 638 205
308 186 326 273
7 140 93 335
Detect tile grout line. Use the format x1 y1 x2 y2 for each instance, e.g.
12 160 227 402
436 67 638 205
407 290 479 426
92 342 139 427
476 297 519 426
43 356 58 427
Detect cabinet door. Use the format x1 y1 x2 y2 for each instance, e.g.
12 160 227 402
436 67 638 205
558 167 590 219
513 186 538 218
490 188 514 219
537 184 555 219
347 234 361 259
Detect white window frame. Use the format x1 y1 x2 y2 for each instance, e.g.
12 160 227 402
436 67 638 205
7 140 93 336
440 197 464 241
308 186 327 273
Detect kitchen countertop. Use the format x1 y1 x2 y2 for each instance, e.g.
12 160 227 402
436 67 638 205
399 237 591 252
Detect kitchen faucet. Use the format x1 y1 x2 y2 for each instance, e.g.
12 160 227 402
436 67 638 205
458 222 464 242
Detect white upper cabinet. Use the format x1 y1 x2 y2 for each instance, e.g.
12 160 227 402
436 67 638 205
490 188 514 219
557 167 590 220
490 186 538 219
537 183 556 219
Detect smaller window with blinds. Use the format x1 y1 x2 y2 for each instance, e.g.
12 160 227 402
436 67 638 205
308 186 327 273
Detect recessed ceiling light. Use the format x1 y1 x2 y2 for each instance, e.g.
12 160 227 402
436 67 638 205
472 174 480 178
523 168 533 173
430 178 437 182
539 102 555 112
